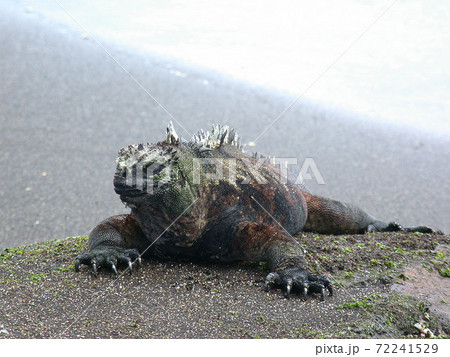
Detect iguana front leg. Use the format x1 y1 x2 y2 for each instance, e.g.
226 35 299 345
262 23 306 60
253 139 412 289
75 214 147 275
232 221 332 300
302 192 442 235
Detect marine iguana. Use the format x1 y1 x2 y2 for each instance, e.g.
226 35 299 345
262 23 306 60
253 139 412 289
75 122 439 300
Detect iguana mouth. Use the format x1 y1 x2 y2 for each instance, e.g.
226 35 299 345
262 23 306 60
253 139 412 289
113 177 147 198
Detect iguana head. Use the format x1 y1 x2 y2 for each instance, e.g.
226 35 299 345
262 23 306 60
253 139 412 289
113 122 243 216
114 122 196 216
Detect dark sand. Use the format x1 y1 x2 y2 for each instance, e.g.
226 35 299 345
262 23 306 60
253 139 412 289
0 232 448 338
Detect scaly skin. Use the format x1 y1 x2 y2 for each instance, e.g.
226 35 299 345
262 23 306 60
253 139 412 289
75 123 440 300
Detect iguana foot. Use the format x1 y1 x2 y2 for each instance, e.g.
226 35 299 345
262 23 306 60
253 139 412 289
369 222 443 235
75 248 141 275
264 267 333 301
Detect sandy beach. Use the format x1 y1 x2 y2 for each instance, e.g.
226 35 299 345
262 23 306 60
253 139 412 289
0 4 449 248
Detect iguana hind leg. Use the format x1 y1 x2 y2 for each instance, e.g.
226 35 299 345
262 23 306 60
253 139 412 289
75 214 146 275
302 192 441 234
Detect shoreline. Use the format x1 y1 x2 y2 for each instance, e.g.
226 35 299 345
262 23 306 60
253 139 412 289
4 0 450 137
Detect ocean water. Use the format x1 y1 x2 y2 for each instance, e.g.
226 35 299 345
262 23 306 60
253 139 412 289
8 0 450 135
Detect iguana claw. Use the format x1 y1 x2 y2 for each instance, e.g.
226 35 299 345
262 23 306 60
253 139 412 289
92 259 98 275
265 267 332 301
75 259 81 272
74 248 141 276
111 263 118 276
284 278 293 299
264 272 279 292
301 283 308 301
369 221 443 234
